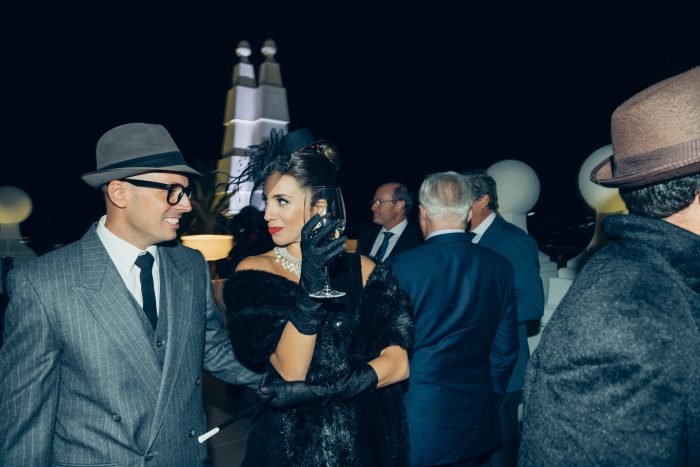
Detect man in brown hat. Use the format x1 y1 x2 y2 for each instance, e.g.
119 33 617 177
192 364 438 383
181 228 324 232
519 67 700 465
0 123 260 465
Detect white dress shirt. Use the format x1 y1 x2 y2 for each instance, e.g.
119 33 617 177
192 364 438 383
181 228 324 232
369 218 408 260
470 212 497 244
96 215 161 313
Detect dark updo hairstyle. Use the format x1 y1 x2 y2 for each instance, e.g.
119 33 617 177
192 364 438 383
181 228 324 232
236 129 341 198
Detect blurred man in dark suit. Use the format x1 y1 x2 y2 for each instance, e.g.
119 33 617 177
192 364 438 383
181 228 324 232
357 182 423 262
463 169 544 467
389 171 518 466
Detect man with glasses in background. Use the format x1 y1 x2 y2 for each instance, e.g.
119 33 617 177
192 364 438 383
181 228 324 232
0 122 259 466
357 182 423 262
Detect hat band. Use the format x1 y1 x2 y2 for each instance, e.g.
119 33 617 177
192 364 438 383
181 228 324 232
614 136 700 177
100 151 186 171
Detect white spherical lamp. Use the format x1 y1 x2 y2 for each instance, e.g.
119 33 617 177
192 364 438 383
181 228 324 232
0 186 37 278
0 186 33 224
578 145 626 213
487 160 540 215
486 160 540 233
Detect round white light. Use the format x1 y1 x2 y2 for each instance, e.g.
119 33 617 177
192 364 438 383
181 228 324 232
578 145 626 213
0 186 33 223
487 160 540 215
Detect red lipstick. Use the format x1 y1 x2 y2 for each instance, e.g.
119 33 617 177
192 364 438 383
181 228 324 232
268 227 283 234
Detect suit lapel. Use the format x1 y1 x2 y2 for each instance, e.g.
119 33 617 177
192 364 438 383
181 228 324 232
148 245 195 446
72 226 162 399
359 225 381 256
478 215 504 248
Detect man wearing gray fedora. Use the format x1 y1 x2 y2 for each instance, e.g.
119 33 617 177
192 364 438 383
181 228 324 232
0 123 259 465
519 67 700 465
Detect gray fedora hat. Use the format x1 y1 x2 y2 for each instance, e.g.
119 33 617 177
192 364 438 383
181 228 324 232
81 123 202 188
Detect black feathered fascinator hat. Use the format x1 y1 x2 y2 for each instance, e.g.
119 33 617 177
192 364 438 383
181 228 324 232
236 128 318 187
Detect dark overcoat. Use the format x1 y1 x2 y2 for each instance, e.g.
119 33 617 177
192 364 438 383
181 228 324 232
520 214 700 466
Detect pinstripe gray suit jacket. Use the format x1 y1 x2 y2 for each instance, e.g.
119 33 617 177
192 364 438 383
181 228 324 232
0 225 259 466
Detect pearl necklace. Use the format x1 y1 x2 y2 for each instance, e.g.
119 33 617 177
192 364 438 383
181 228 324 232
273 247 302 277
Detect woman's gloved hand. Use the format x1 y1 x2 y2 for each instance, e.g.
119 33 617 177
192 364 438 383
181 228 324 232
258 364 327 410
259 360 379 410
325 361 379 402
290 214 347 335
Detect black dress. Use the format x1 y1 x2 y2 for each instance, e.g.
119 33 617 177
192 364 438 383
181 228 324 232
225 254 414 466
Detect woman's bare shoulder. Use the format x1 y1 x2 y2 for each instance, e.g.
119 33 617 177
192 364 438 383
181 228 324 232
359 255 376 287
235 251 277 273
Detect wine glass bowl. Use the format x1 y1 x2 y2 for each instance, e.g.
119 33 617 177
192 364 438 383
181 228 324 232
308 186 346 298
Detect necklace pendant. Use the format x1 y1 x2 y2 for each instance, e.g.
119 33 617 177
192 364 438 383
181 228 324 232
273 247 302 277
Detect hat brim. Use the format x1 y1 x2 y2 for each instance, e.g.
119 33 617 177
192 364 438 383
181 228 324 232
81 165 203 188
591 155 700 188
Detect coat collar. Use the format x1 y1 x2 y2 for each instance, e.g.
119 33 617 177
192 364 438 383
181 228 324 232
603 214 700 292
425 231 471 245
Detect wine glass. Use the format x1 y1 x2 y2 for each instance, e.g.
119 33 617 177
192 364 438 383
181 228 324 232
308 186 347 299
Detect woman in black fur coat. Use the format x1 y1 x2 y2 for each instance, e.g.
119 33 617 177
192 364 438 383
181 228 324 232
224 128 414 466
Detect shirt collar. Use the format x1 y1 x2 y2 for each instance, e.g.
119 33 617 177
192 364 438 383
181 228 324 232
470 211 497 240
96 215 159 277
383 218 408 236
471 211 497 236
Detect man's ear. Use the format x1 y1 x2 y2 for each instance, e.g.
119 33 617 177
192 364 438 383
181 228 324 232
467 207 473 223
476 194 490 208
418 205 428 238
394 199 406 212
105 180 128 208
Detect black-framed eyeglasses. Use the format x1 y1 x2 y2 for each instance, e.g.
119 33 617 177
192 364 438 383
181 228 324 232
119 178 193 206
370 199 397 207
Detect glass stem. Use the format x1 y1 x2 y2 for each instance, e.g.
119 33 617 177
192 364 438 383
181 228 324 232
322 265 331 292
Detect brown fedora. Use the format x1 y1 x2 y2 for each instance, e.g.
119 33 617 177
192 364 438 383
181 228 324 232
591 66 700 188
81 123 202 188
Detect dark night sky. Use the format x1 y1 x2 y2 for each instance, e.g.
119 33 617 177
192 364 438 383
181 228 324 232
2 3 700 249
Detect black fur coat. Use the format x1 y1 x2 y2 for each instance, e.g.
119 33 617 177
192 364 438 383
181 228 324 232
225 255 414 466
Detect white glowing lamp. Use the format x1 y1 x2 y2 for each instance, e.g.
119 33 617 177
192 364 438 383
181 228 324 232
0 185 33 246
487 160 540 232
0 186 37 292
564 144 628 272
180 234 234 261
578 145 627 214
0 186 32 223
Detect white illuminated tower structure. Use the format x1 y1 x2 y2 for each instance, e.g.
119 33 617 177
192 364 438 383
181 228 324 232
217 39 291 213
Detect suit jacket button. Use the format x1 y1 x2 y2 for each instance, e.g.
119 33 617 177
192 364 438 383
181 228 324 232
188 429 196 438
145 453 154 461
196 377 201 386
157 340 165 347
112 413 121 422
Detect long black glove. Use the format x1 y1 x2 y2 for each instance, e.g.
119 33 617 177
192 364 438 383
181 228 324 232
290 214 347 335
325 360 379 402
258 364 327 410
259 361 379 409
